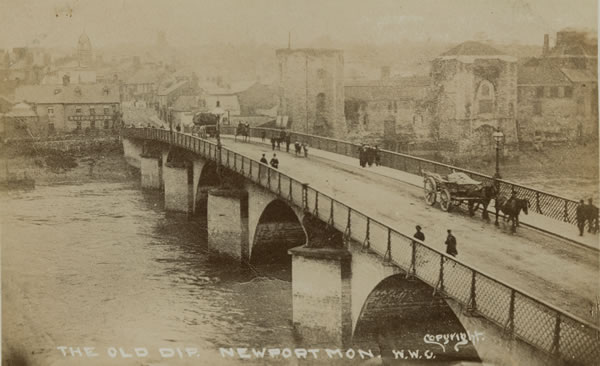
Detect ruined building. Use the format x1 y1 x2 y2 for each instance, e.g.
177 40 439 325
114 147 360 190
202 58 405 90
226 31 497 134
428 41 519 155
276 48 345 138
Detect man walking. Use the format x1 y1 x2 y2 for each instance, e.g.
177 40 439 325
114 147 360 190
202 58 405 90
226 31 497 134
413 225 425 243
285 134 291 153
445 230 458 257
271 137 276 151
270 153 279 169
576 200 586 236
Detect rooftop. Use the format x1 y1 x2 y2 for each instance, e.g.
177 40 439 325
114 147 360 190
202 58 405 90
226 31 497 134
440 41 505 57
14 84 120 104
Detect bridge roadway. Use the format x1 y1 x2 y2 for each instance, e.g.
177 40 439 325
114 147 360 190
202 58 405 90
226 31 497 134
214 135 599 323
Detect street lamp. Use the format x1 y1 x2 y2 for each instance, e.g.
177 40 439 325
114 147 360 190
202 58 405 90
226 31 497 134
492 128 504 180
212 100 225 179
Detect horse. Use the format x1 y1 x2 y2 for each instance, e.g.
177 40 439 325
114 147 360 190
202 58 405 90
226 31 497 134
494 196 530 232
467 183 498 220
235 124 249 142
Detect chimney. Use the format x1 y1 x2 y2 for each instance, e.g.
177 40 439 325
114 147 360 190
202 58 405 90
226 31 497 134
381 66 390 80
543 34 550 56
62 74 70 86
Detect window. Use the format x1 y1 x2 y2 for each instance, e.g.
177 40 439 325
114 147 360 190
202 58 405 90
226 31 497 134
481 84 490 97
76 121 82 130
550 87 559 98
47 107 54 115
564 86 573 98
576 98 585 116
48 123 55 134
90 107 95 115
479 100 493 114
90 120 96 129
76 107 82 114
75 87 82 96
536 87 544 98
533 101 542 115
104 107 110 115
104 120 110 129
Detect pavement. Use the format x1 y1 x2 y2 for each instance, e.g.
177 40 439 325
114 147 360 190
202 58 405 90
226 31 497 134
218 134 600 323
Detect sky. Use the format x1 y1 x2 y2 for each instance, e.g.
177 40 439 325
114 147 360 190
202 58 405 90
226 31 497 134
0 0 597 49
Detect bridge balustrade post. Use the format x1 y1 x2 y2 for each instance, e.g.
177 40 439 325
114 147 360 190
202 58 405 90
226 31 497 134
302 183 309 211
313 191 319 217
434 256 445 296
277 173 282 195
267 168 271 189
362 217 370 250
535 192 542 214
288 177 293 202
406 240 417 279
563 201 569 222
384 228 392 263
550 314 561 358
504 289 516 338
327 200 334 228
466 271 478 315
343 208 351 245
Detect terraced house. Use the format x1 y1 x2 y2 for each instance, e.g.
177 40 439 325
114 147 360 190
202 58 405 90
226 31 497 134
14 78 121 134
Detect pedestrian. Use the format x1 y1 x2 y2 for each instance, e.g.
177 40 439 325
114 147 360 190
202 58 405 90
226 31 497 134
285 134 291 153
375 145 381 166
294 141 301 156
176 124 181 132
366 146 374 167
445 230 458 257
276 137 281 150
302 142 308 157
260 153 268 165
271 137 276 150
413 225 425 243
261 130 266 142
270 153 279 169
576 199 586 236
585 198 599 233
359 145 366 167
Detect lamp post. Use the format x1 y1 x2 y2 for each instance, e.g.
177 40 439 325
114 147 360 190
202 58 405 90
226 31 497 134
492 128 504 180
212 101 225 180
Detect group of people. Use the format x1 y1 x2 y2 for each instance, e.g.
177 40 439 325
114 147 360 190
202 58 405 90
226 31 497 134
260 153 279 169
413 225 458 257
576 198 599 236
359 144 381 168
269 130 309 158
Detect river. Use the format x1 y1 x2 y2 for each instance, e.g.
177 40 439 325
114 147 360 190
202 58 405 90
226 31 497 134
1 181 304 366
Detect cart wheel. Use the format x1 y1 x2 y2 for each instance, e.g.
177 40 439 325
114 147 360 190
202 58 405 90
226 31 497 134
439 188 452 212
424 177 437 205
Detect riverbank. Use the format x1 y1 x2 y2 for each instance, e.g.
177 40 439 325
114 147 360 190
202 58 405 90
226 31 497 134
0 140 137 187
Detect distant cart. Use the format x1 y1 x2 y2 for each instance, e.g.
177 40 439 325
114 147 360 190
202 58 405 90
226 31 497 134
423 170 485 212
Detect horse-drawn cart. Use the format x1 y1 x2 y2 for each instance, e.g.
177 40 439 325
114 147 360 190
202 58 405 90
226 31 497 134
423 170 486 212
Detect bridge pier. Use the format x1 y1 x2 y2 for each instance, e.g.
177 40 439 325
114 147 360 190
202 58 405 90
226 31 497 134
140 156 161 189
288 247 352 348
207 188 249 262
163 163 190 212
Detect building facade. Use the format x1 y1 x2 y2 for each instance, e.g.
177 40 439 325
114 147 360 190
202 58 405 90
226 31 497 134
276 48 345 138
14 82 121 133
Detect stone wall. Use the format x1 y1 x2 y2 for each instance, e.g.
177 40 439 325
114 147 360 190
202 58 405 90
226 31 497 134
277 49 345 138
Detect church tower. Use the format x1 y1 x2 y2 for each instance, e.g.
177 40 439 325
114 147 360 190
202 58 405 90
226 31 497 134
77 32 93 67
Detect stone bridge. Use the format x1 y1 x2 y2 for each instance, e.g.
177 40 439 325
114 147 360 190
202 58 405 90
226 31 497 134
122 129 598 365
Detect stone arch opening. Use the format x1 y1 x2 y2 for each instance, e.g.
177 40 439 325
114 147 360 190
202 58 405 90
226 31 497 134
251 199 306 266
194 161 219 218
352 274 481 363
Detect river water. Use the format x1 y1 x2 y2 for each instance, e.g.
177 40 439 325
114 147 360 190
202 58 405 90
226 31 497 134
1 181 303 366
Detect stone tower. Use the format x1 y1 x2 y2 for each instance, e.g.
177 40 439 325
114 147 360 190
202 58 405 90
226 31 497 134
429 41 518 156
276 48 345 138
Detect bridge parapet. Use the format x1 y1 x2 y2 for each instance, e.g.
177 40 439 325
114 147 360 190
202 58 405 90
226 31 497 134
122 128 600 365
220 125 599 234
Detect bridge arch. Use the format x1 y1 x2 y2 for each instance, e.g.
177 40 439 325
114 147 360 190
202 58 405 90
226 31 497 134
250 198 306 266
194 160 220 218
352 273 482 363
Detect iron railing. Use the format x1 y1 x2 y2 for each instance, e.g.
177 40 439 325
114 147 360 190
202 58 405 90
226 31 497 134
123 128 600 365
220 126 599 233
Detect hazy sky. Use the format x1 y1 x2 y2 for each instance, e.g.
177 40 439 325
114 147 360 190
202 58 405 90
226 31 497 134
0 0 597 49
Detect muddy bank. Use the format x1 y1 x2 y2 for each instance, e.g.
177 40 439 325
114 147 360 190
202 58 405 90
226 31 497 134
1 140 137 186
